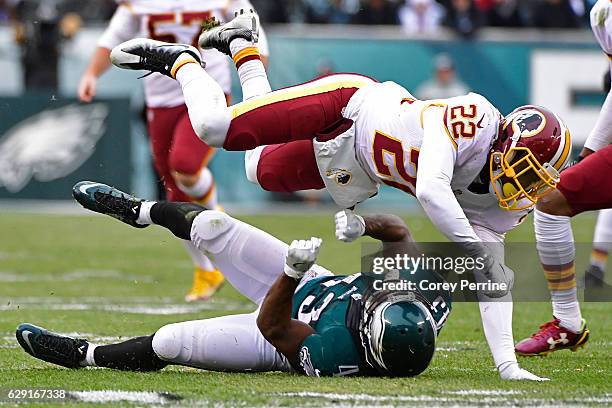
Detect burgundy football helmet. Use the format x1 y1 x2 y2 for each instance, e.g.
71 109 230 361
490 105 572 210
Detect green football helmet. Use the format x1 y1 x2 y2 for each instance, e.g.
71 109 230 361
360 290 437 377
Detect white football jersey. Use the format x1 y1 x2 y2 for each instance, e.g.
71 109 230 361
591 0 612 56
348 82 529 236
352 84 499 195
100 0 267 108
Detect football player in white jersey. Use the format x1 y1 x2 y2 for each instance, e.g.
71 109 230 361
77 1 269 302
515 0 612 357
109 12 571 380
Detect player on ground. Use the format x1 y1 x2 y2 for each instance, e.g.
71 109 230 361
78 0 269 302
16 181 451 377
514 0 612 357
108 11 565 380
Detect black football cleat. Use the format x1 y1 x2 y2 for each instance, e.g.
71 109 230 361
198 9 259 55
72 181 147 228
110 38 202 78
583 265 605 288
16 323 89 369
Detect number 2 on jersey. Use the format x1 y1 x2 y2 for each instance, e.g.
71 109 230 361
372 131 420 195
148 12 212 47
448 104 478 140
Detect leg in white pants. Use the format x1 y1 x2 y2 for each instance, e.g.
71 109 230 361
190 210 288 304
591 208 612 269
473 225 517 374
152 311 290 372
152 210 332 372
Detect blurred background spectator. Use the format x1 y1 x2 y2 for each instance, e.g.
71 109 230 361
443 0 484 37
416 53 470 100
533 0 582 28
0 0 596 29
9 0 83 92
399 0 444 34
476 0 526 27
351 0 399 24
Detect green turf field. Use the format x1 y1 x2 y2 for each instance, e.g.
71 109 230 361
0 211 610 407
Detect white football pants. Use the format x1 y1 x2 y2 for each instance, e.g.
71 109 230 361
152 211 332 372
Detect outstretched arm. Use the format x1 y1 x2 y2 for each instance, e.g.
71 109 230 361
79 5 139 102
416 106 480 244
256 238 321 367
335 210 419 258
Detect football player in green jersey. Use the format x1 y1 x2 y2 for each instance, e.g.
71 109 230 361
16 181 451 377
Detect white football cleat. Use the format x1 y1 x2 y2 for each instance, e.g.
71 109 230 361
110 38 202 78
198 8 259 55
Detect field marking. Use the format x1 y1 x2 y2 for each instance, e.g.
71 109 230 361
0 296 253 315
0 269 154 283
445 389 524 396
67 390 182 405
278 391 612 407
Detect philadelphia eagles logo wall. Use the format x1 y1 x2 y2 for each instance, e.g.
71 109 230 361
0 104 109 193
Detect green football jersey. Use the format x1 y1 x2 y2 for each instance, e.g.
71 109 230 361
292 268 452 377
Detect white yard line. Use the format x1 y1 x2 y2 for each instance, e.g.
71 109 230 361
67 390 182 405
277 391 611 407
0 295 253 315
0 269 155 283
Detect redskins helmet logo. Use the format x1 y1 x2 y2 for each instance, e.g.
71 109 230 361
508 110 546 138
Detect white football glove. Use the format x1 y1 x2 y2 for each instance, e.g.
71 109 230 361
284 237 322 280
499 363 550 381
335 210 366 243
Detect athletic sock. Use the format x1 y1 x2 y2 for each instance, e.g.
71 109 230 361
479 298 517 371
534 209 582 333
551 287 582 332
80 343 98 367
136 201 156 226
149 202 206 240
176 168 219 210
93 335 168 371
229 38 270 100
590 248 608 271
170 53 199 79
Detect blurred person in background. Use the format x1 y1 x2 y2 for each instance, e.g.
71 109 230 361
316 59 335 77
0 1 9 22
416 53 469 100
399 0 444 34
74 0 116 23
77 0 269 303
248 0 290 22
533 0 581 28
352 0 399 25
443 0 484 37
9 0 81 92
301 0 360 24
476 0 525 27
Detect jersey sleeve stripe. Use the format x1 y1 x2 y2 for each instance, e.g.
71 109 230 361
231 78 371 119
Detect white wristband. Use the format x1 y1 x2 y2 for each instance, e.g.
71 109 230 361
284 265 305 280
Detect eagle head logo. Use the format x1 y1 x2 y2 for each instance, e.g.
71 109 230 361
0 103 109 193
